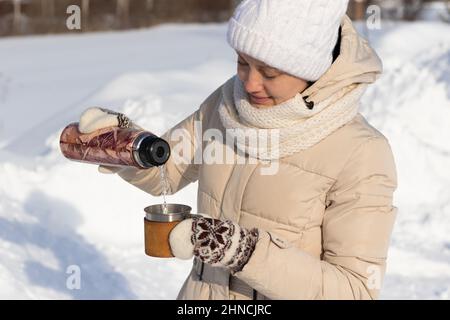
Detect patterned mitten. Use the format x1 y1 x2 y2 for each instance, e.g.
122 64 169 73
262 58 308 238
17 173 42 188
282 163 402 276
169 216 259 273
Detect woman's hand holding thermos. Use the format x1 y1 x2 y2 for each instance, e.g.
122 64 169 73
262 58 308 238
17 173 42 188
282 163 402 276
59 107 170 171
79 107 133 174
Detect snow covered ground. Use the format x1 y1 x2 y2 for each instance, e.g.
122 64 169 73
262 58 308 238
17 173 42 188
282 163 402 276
1 20 449 299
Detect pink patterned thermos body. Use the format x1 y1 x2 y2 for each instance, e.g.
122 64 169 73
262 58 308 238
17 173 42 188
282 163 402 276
59 123 170 169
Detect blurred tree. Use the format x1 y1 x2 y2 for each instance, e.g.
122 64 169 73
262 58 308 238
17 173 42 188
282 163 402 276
11 0 33 34
233 0 242 8
40 0 54 18
441 0 450 22
349 0 369 20
403 0 423 20
82 0 89 29
1 0 236 36
146 0 154 11
371 0 425 20
116 0 129 28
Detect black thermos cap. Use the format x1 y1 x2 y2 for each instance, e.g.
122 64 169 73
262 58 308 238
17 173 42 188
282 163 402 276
138 135 171 167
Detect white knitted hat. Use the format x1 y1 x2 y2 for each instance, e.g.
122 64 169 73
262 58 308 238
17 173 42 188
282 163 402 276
227 0 349 82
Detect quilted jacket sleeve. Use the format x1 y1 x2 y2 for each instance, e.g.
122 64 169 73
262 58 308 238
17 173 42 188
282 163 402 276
234 136 398 300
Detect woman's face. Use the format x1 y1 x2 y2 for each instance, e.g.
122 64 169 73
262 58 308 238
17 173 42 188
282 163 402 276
236 52 309 108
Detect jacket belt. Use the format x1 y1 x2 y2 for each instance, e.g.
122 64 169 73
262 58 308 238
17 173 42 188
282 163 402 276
193 258 260 300
229 275 258 299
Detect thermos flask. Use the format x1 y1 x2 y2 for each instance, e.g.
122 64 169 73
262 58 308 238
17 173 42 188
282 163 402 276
59 123 170 169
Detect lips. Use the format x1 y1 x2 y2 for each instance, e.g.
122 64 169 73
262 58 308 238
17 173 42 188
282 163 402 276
250 94 271 103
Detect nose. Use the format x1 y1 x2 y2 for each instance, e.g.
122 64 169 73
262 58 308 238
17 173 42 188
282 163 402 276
243 69 263 94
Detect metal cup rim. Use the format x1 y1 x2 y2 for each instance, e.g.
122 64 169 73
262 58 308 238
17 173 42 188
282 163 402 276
144 203 192 222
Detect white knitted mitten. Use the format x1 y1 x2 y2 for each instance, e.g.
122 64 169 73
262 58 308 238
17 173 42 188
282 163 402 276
169 216 259 273
78 107 132 134
78 107 135 174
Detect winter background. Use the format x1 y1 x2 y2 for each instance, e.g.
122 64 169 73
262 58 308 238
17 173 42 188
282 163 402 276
1 4 450 300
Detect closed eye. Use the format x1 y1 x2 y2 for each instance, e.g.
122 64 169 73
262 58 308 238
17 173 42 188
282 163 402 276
263 73 277 79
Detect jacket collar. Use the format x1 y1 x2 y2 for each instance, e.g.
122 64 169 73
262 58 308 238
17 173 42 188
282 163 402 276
301 15 383 104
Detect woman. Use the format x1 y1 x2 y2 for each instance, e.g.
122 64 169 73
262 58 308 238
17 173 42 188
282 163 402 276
79 0 398 300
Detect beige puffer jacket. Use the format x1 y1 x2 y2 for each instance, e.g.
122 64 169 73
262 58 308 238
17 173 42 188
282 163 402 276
118 15 398 300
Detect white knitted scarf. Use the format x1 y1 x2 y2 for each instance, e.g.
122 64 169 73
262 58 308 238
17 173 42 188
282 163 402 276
218 76 368 160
